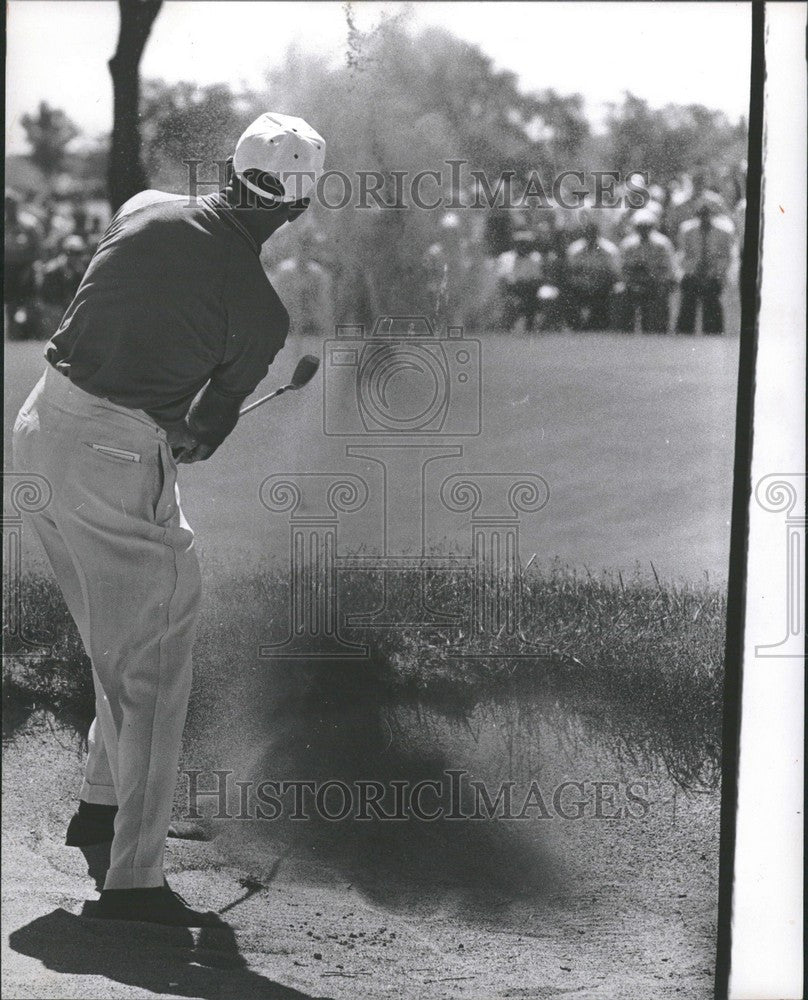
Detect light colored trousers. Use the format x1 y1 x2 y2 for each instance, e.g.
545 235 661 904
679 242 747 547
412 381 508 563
13 367 202 889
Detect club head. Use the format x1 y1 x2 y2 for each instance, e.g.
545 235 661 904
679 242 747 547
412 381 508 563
289 354 320 390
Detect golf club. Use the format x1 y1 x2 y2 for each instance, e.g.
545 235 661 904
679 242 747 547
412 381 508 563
239 354 320 416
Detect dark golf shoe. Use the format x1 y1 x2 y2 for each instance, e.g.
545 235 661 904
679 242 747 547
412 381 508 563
84 883 222 927
65 801 117 847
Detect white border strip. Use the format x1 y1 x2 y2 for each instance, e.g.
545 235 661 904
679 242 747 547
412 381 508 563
729 4 806 997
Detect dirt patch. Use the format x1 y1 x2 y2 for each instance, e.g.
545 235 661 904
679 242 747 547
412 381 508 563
3 706 718 999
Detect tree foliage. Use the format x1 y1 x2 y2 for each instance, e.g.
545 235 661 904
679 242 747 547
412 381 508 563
20 102 80 181
135 19 744 326
604 92 747 184
141 80 259 190
30 8 743 327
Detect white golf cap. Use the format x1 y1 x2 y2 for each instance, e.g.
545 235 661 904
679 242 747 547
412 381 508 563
233 112 326 203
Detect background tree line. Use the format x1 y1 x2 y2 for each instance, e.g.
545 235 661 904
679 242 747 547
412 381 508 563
15 10 747 326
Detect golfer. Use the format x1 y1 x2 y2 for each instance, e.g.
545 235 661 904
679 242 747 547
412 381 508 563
12 113 326 926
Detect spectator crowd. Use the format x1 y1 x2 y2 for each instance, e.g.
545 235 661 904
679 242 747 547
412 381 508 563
6 165 745 341
4 189 108 339
484 168 744 335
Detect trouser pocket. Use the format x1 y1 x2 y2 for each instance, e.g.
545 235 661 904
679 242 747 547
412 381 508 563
77 433 164 528
87 443 142 463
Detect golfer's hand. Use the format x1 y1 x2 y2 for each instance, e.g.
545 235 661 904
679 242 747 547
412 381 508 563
176 441 215 463
167 424 215 464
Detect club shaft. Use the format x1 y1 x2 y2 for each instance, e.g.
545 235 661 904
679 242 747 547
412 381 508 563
239 385 288 416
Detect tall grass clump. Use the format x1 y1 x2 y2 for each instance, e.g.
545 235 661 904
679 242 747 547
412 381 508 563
3 572 94 729
4 559 725 790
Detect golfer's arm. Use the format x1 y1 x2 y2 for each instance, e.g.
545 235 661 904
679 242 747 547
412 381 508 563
193 288 288 450
186 383 247 450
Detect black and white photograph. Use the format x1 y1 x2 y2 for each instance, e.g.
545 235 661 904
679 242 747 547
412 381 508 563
2 3 804 999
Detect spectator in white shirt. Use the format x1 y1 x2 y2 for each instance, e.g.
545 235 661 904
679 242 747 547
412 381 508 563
675 191 735 335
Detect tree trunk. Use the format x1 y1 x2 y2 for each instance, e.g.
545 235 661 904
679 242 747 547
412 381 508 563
107 0 162 211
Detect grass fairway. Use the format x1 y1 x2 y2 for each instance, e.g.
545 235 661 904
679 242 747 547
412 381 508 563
5 331 738 581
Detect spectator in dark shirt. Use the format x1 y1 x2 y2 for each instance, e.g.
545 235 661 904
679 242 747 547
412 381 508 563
498 230 543 332
619 209 678 333
39 234 91 317
564 218 621 331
